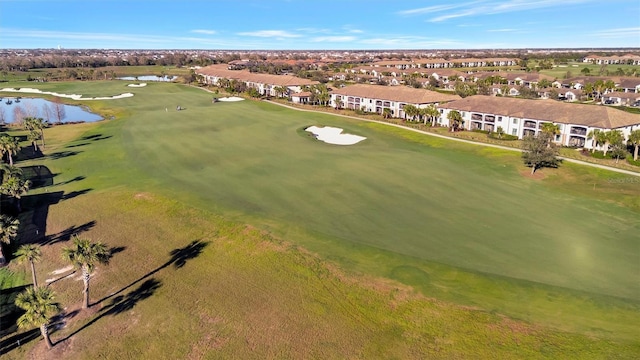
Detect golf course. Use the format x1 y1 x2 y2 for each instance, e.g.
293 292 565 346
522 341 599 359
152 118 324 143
1 80 639 358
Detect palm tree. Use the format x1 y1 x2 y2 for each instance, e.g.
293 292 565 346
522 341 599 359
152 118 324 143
0 214 19 265
423 105 440 126
496 126 505 139
0 134 20 166
0 175 31 213
0 163 23 184
604 130 624 157
403 104 419 121
540 123 560 146
62 235 110 309
27 130 41 152
15 286 61 349
587 129 602 152
24 117 47 149
628 129 640 161
447 110 463 132
14 244 42 287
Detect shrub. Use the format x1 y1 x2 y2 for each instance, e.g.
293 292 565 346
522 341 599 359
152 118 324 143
626 155 640 167
488 133 518 140
591 151 611 159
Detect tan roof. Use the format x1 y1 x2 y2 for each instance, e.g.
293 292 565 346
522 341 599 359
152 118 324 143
440 95 640 129
331 84 460 104
197 65 319 87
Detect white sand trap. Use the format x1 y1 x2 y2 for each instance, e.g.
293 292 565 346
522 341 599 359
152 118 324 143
51 265 74 275
0 87 134 100
217 96 245 102
306 126 366 145
128 83 147 87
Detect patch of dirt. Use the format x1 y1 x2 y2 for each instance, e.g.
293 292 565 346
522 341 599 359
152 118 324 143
134 193 153 200
520 169 547 180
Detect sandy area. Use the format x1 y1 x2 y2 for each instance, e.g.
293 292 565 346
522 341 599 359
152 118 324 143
127 83 147 87
0 87 134 100
306 126 366 145
218 96 245 102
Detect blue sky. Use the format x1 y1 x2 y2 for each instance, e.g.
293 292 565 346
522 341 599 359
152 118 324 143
0 0 638 50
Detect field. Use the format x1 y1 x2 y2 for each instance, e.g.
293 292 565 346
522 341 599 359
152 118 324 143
1 80 639 358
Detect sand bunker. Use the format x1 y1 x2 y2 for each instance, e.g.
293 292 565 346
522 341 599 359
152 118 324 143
0 87 134 100
217 96 245 102
127 83 147 87
306 126 366 145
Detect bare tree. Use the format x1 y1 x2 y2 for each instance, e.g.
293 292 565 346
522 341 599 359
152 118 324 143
13 105 25 125
52 97 66 123
0 107 6 125
23 101 39 118
42 103 52 123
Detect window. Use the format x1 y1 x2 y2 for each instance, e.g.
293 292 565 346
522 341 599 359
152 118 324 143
498 116 503 122
512 129 518 136
512 118 518 124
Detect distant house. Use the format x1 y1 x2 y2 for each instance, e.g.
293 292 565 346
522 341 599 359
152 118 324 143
197 65 319 97
618 78 640 93
329 84 460 119
438 95 640 149
602 91 640 106
291 91 312 104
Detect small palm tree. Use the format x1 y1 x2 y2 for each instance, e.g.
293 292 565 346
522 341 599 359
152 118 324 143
0 214 19 265
496 126 505 139
63 235 110 309
15 286 61 349
0 175 31 213
0 134 20 166
14 244 42 287
447 110 463 132
24 117 48 149
423 105 440 126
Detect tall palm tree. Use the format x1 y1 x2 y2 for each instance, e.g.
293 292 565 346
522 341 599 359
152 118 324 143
0 134 20 166
24 117 47 149
0 175 31 213
15 286 61 349
403 104 419 121
62 235 110 309
0 214 19 265
587 129 602 152
14 244 42 287
423 105 440 126
628 129 640 161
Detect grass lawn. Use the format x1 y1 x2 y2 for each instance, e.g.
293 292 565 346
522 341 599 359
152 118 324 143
1 81 639 358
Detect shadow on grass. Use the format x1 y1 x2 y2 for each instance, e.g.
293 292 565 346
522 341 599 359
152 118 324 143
59 278 162 343
61 188 92 201
56 175 86 186
94 240 208 306
42 220 96 246
18 191 64 246
0 285 30 339
82 134 112 141
15 145 44 162
65 142 90 148
48 151 82 160
0 328 40 354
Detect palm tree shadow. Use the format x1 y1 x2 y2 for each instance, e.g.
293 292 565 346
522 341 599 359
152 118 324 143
41 220 96 245
59 278 162 344
93 240 208 306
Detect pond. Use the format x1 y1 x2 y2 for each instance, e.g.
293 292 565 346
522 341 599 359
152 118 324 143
117 75 177 82
0 97 103 124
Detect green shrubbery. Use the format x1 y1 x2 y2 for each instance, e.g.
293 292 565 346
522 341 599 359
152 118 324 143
488 132 518 140
626 155 640 166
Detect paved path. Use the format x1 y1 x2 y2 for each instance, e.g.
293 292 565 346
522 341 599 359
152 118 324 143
265 100 640 177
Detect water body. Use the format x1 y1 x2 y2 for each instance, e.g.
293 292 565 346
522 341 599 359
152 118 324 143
0 97 103 124
117 75 177 82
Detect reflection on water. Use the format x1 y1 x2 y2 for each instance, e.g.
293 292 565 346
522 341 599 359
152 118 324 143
117 75 177 82
0 97 103 124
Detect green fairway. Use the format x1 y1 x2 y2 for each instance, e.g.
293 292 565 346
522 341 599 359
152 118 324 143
2 81 639 357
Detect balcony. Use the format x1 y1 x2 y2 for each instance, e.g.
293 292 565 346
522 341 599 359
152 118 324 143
524 120 537 128
570 126 587 136
484 115 495 122
569 136 586 147
471 113 483 121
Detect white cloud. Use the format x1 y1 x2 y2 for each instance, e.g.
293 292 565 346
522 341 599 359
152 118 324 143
591 27 640 38
397 0 598 23
311 36 357 43
237 30 300 38
191 29 217 35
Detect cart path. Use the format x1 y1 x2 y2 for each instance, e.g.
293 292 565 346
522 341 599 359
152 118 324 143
265 100 640 177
